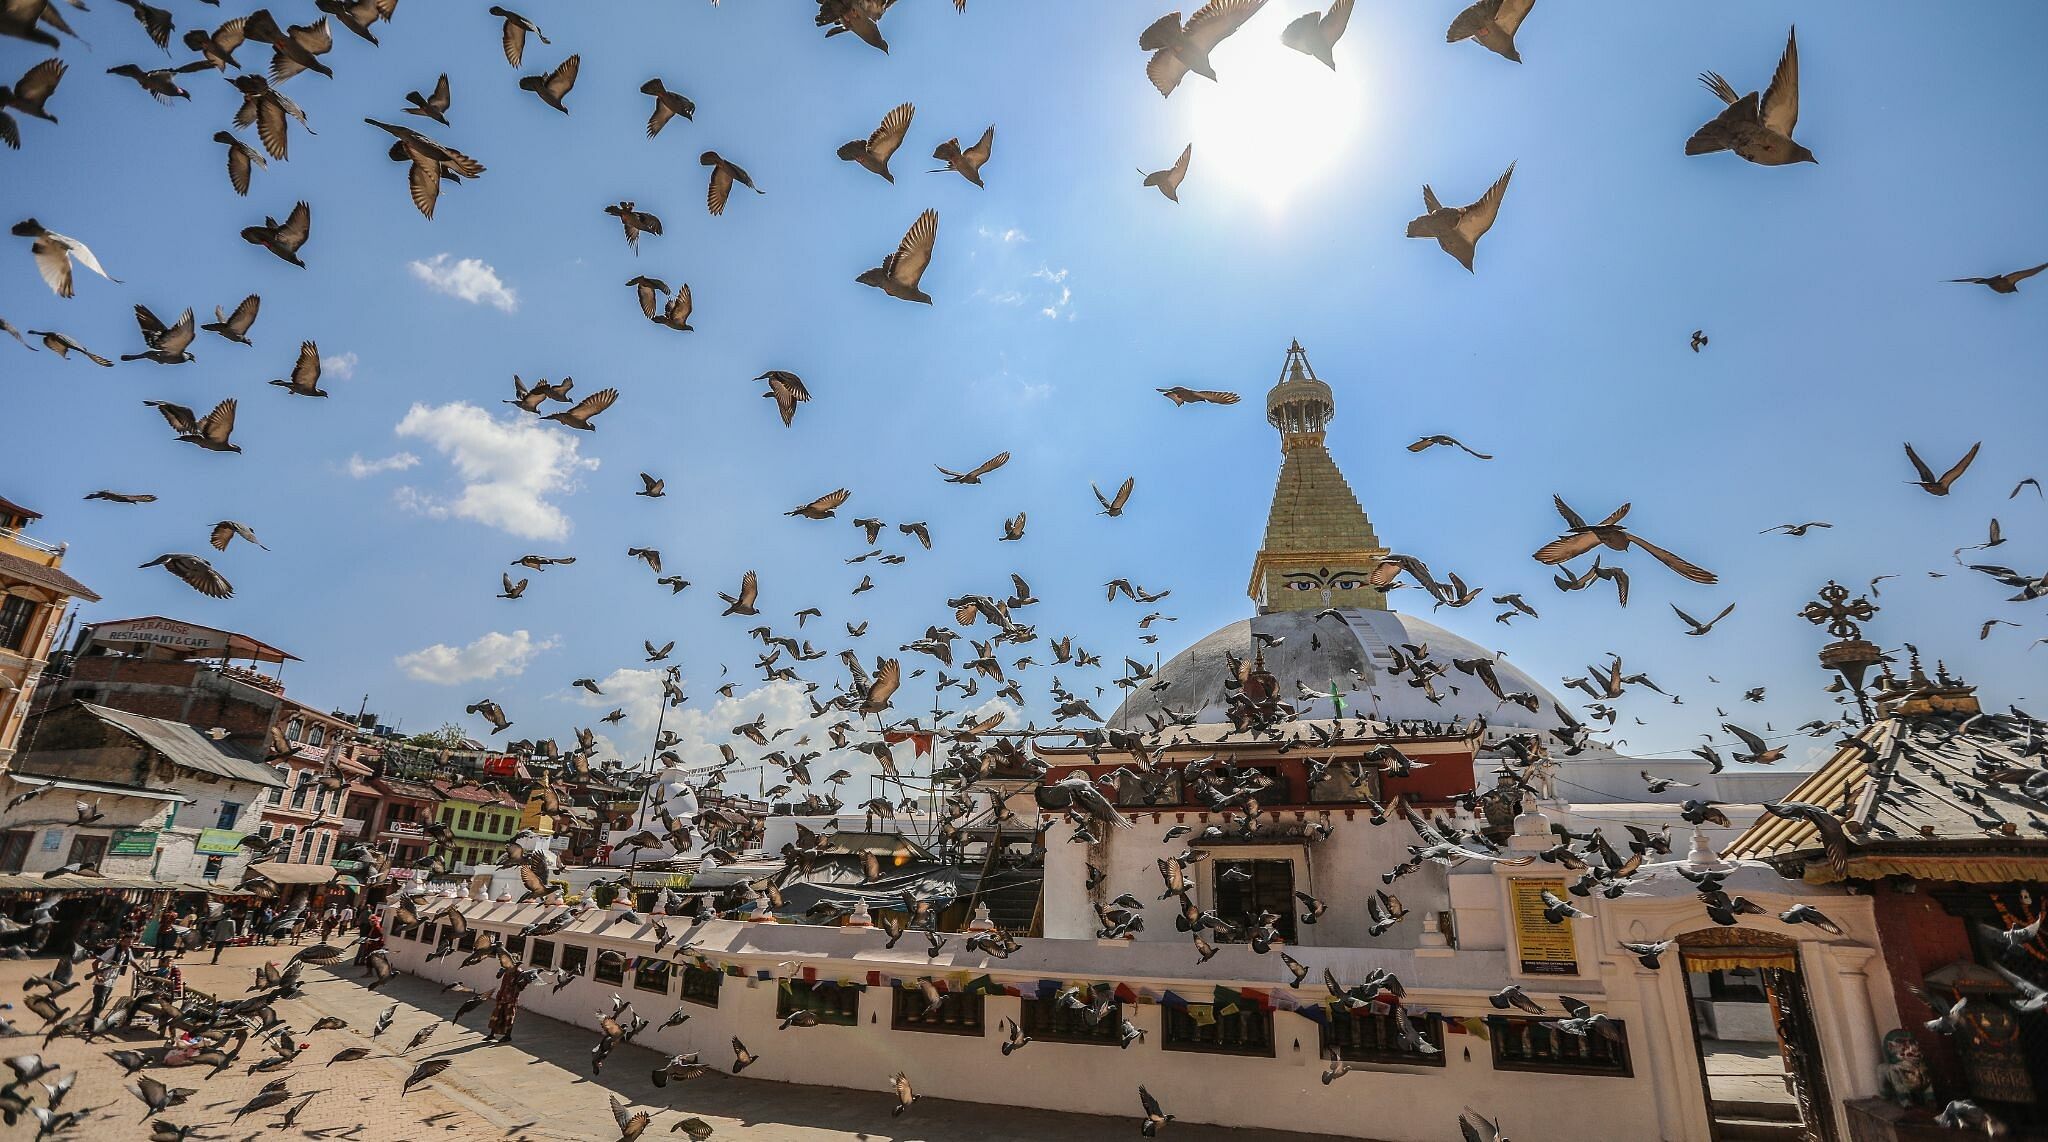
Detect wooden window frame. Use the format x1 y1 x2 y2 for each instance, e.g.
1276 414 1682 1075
593 949 626 986
1163 1003 1275 1058
527 938 554 969
777 979 859 1028
557 944 587 977
1017 996 1125 1046
633 958 671 995
678 965 723 1008
891 985 986 1036
1321 1008 1447 1068
1487 1016 1633 1077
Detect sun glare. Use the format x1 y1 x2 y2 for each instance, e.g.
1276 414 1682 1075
1175 32 1367 212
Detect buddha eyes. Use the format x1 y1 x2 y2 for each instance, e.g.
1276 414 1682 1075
1284 581 1319 591
1332 580 1362 590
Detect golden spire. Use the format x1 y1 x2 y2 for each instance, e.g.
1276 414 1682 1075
1248 341 1389 614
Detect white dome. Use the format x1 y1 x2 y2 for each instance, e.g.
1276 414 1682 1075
1108 607 1569 735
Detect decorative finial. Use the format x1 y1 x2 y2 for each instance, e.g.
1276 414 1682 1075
1806 581 1883 724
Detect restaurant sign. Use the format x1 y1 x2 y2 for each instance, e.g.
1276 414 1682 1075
195 828 245 855
90 617 229 655
1508 876 1579 976
110 829 160 857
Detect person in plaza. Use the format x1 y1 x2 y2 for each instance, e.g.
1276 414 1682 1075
154 904 178 956
482 964 540 1044
257 904 275 945
86 932 137 1023
209 908 238 965
339 901 356 934
318 902 339 943
354 911 384 967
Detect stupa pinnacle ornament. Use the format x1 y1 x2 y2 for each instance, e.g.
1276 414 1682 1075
1249 341 1390 614
1802 580 1882 723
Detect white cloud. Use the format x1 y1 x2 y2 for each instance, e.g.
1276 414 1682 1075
393 402 597 540
396 629 554 685
977 224 1028 244
408 254 518 312
321 351 358 380
1034 266 1073 319
345 451 418 478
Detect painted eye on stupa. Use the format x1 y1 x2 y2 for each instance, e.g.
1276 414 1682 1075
1331 580 1363 590
1284 581 1319 591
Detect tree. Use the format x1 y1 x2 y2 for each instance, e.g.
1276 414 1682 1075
406 722 465 749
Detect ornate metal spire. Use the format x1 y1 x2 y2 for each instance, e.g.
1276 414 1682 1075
1248 342 1389 614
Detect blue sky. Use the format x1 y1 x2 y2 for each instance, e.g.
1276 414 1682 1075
6 2 2044 779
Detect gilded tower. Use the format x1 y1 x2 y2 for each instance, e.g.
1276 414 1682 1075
1247 342 1390 614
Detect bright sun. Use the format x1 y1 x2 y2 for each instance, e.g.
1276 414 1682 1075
1174 33 1366 211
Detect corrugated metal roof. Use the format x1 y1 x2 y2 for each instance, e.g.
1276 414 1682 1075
78 703 286 789
4 773 193 804
0 549 99 602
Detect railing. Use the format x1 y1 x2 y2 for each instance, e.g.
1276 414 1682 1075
214 664 286 694
0 528 62 556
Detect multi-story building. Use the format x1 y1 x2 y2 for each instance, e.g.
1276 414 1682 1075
7 701 284 882
432 781 521 871
0 494 99 770
252 698 361 871
343 771 444 879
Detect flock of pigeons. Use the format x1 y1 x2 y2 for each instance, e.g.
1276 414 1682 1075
2 0 2044 1139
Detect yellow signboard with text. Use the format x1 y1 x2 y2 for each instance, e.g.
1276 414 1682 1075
1508 877 1579 976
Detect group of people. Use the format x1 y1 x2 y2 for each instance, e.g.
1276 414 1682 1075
138 897 362 963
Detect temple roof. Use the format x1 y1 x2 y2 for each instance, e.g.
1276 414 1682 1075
1248 343 1387 614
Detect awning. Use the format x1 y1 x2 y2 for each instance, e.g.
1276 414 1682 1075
331 875 361 889
243 862 337 887
0 873 184 892
1 773 193 804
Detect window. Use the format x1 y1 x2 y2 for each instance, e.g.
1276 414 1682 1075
457 809 471 832
558 944 588 977
0 831 30 874
1113 768 1183 808
594 949 627 986
1487 1016 1632 1076
892 984 985 1035
291 772 314 810
1163 1002 1274 1057
296 829 316 863
66 833 108 869
258 823 275 842
505 935 527 957
307 726 325 748
0 596 36 653
216 802 242 830
420 923 439 947
1211 859 1298 944
777 980 859 1027
285 718 303 742
280 827 296 861
679 965 723 1008
1323 1009 1446 1067
269 768 288 804
202 855 223 881
633 958 671 995
528 939 555 969
1018 996 1127 1045
1309 760 1379 803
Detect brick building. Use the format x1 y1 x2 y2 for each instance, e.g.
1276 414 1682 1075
0 494 99 769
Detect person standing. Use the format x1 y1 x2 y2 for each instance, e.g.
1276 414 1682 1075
154 905 178 957
483 965 539 1044
86 933 136 1023
318 902 338 943
209 909 237 965
339 901 356 934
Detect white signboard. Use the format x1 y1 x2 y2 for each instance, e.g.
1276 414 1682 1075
91 618 229 654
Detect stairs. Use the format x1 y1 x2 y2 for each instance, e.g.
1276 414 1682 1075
1711 1100 1807 1142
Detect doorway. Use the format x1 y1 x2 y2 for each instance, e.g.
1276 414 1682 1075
1212 858 1297 943
1679 930 1836 1142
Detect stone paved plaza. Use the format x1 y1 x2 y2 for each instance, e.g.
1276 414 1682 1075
0 946 1360 1142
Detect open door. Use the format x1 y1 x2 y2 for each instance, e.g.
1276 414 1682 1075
1679 929 1836 1142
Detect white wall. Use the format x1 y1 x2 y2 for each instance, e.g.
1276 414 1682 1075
382 902 1674 1142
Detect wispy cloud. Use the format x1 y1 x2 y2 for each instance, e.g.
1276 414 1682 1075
1034 266 1073 319
408 254 518 312
344 451 419 478
396 629 554 685
392 402 597 540
977 224 1029 245
321 351 359 380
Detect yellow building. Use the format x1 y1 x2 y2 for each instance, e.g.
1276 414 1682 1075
0 495 98 770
